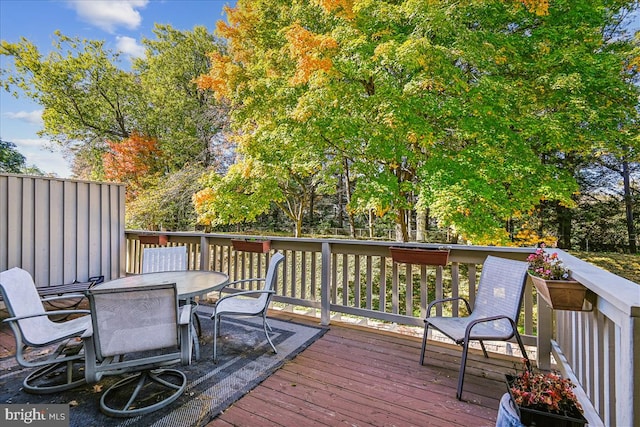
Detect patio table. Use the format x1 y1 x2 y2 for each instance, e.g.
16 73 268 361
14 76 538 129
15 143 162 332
97 270 229 360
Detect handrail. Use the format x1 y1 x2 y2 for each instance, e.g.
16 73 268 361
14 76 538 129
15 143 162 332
125 230 638 426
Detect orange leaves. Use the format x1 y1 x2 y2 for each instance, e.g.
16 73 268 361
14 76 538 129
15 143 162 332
215 3 259 44
627 55 640 73
193 187 216 210
195 51 235 100
285 23 338 85
313 0 355 20
103 133 162 199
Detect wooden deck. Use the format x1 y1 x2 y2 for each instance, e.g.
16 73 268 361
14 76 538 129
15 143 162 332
206 311 516 427
1 306 516 427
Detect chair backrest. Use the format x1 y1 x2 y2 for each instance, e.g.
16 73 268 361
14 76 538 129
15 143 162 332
86 283 180 358
142 246 187 273
470 256 529 323
0 267 59 346
258 252 285 304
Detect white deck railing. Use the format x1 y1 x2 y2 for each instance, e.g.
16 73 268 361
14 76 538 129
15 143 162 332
125 231 639 426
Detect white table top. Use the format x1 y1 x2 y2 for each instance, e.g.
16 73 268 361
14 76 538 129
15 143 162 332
98 270 229 299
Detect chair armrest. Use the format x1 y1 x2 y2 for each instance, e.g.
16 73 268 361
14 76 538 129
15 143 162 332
87 275 104 286
41 293 85 302
178 304 192 326
216 289 275 303
3 309 90 323
425 297 471 318
81 324 94 339
464 315 518 338
218 278 266 296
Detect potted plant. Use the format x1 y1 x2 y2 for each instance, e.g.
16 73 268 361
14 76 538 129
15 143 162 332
231 238 271 253
503 363 587 427
138 234 168 245
389 246 450 266
526 249 591 311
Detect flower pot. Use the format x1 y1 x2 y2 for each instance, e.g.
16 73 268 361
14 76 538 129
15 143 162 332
528 274 592 311
505 375 587 427
231 239 271 253
389 247 449 266
138 234 168 245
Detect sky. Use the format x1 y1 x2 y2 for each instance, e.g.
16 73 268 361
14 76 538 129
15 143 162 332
0 0 232 177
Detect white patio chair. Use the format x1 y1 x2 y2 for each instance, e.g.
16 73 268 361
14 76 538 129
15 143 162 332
212 252 285 361
0 267 90 393
419 255 531 400
142 246 187 273
141 245 201 353
83 282 192 417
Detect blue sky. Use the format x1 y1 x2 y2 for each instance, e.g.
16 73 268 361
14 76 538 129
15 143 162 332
0 0 232 177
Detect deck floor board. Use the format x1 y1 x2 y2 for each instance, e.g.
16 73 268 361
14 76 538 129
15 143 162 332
208 312 511 426
0 305 513 427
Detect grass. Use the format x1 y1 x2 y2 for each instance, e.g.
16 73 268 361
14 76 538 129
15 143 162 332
570 251 639 284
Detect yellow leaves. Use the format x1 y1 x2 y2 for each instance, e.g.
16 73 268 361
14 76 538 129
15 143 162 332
195 52 236 101
313 0 355 20
627 55 640 73
193 187 215 209
537 41 551 55
520 0 549 16
216 4 258 40
495 55 507 65
285 23 338 85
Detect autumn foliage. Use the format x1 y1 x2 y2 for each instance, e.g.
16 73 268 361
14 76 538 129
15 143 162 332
103 133 163 199
285 23 338 85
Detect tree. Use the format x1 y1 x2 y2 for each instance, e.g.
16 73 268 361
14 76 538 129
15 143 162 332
2 24 230 230
1 32 143 178
134 25 230 171
0 139 25 173
197 0 638 243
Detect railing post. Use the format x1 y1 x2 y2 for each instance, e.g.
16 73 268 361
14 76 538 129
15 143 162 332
617 313 639 427
199 236 209 271
537 294 553 370
320 242 331 326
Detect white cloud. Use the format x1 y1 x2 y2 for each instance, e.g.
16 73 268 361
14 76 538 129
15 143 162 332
12 138 72 177
3 110 43 125
116 36 145 59
67 0 149 33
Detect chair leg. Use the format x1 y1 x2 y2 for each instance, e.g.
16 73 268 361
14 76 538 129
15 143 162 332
420 322 429 365
514 330 532 372
457 342 470 401
213 314 219 361
262 313 277 354
479 340 489 358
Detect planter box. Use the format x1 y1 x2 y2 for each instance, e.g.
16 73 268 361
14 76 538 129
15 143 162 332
389 247 449 266
231 239 271 253
138 234 168 245
528 274 592 311
505 374 587 427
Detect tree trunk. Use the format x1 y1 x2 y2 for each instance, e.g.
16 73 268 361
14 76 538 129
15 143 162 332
308 186 315 229
342 157 356 238
622 160 637 253
336 176 344 229
416 206 426 242
395 208 409 242
555 203 572 249
369 209 374 238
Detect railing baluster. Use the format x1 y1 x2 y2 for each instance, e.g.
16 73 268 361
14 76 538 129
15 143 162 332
122 230 637 426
